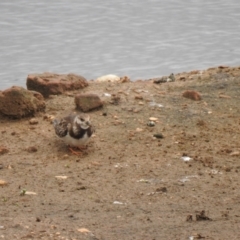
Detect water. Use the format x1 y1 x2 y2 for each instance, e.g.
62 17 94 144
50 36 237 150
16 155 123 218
0 0 240 90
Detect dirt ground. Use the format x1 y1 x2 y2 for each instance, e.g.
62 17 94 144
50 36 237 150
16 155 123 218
1 66 240 240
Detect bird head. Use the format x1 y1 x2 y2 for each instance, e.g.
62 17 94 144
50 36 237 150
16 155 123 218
74 114 91 130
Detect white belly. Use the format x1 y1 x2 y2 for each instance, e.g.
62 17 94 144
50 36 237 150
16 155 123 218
62 132 89 147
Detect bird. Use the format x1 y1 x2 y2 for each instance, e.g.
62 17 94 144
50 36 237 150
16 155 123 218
53 113 94 155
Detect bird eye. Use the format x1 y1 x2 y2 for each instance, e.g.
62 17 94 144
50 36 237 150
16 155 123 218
80 118 84 121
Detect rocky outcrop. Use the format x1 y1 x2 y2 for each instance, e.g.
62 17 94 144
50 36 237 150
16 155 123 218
0 86 45 118
27 73 89 98
75 93 103 112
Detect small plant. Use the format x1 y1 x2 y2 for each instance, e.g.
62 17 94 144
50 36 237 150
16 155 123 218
20 189 26 196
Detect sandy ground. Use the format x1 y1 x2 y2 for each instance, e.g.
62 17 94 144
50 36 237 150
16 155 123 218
1 66 240 240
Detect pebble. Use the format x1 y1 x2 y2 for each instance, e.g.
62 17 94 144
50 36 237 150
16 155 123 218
43 114 55 122
0 147 9 155
153 133 164 139
147 121 155 127
149 117 158 121
0 180 7 186
27 146 38 153
230 151 240 156
113 201 124 205
55 176 68 180
29 118 38 125
182 90 202 101
135 95 143 100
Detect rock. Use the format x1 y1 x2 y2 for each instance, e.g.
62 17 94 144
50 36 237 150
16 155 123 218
135 95 143 100
156 187 167 192
27 73 88 98
0 147 9 155
147 121 155 127
29 118 38 125
75 93 103 112
95 74 120 82
230 151 240 156
0 180 7 186
153 133 164 139
43 114 55 122
149 117 158 122
0 86 45 118
26 146 38 153
182 90 202 101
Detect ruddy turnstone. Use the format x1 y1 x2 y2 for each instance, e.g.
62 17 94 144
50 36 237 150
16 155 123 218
53 113 94 155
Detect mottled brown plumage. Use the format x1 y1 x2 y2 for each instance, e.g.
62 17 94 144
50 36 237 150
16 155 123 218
53 113 94 148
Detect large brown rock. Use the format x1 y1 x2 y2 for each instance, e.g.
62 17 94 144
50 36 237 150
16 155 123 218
0 86 45 118
75 93 103 112
27 73 89 98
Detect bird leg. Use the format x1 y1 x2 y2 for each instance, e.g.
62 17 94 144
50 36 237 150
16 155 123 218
68 146 87 156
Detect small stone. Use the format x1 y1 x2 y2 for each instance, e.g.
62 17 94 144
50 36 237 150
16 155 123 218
55 176 68 180
182 90 201 101
27 146 38 153
230 151 240 156
135 95 143 100
0 180 7 186
29 118 38 125
156 187 167 192
149 117 158 121
77 228 91 233
75 93 103 112
0 147 9 155
136 128 143 132
43 114 55 122
147 121 155 127
153 133 164 139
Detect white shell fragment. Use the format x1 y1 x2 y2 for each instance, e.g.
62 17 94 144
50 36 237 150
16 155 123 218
25 191 37 195
55 176 68 179
113 201 124 205
181 156 192 162
77 228 91 233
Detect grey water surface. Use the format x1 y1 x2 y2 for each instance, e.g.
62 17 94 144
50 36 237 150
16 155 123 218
0 0 240 90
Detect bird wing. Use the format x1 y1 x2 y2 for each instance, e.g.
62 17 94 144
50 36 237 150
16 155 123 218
53 118 69 138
